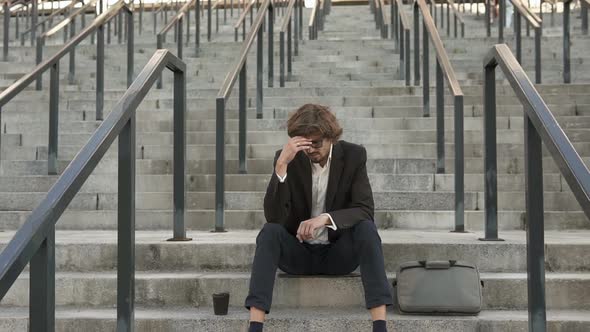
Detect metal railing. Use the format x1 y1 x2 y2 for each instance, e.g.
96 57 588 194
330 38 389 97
540 0 556 27
563 0 590 83
153 0 172 35
373 0 388 38
20 0 80 46
442 0 465 38
413 0 465 232
0 49 189 332
0 1 133 175
498 0 541 83
215 0 274 231
308 0 329 40
35 0 100 87
481 43 590 330
234 0 256 41
157 0 196 88
391 0 411 86
2 0 27 60
279 0 301 87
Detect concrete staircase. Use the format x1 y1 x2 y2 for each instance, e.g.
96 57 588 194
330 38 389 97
0 2 589 331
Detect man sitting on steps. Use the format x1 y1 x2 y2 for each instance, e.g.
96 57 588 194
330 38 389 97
244 103 393 332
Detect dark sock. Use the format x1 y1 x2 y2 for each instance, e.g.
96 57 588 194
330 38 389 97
372 320 387 332
249 321 263 332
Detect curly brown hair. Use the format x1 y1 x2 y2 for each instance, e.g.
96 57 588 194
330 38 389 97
286 104 343 142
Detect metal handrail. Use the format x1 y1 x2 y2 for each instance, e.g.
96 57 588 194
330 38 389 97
481 44 590 330
0 49 188 331
445 0 465 38
279 0 298 86
234 0 256 41
540 0 556 27
308 0 319 39
0 0 134 174
379 0 388 38
392 0 411 86
581 0 589 34
36 0 128 90
506 0 542 83
413 0 465 232
214 0 274 231
20 0 80 45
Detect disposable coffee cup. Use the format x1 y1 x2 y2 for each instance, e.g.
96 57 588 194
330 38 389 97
212 292 230 315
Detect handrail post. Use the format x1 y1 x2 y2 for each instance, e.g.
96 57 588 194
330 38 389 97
140 0 144 35
287 17 292 80
97 23 105 120
157 34 164 88
36 37 43 90
524 108 547 331
48 62 59 175
436 59 444 172
480 61 502 241
400 21 405 81
299 0 303 40
447 3 450 36
257 26 264 119
422 20 429 117
405 28 410 86
127 9 134 87
534 27 541 84
454 94 464 232
215 97 226 232
515 11 521 63
582 0 588 34
29 225 55 332
499 0 504 42
31 0 38 46
117 105 136 332
170 63 191 241
268 4 274 88
208 0 211 41
239 64 248 174
178 17 184 59
563 0 571 83
69 18 76 85
3 2 9 61
413 4 420 85
280 30 285 87
486 0 491 37
197 0 201 56
294 1 299 55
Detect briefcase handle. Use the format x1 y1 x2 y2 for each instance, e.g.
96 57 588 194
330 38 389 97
418 260 457 269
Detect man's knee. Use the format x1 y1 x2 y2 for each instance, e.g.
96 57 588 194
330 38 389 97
257 223 286 244
352 220 380 241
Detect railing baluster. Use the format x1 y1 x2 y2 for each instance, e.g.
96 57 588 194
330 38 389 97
481 61 501 241
48 62 59 175
436 59 444 173
3 2 9 61
422 20 429 117
215 97 226 232
524 110 547 331
239 64 247 174
29 225 55 332
97 24 105 120
69 18 76 85
453 94 464 232
117 114 136 332
257 26 263 119
268 5 274 88
413 4 420 85
563 0 571 83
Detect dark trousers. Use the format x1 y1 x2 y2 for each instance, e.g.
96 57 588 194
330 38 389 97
244 220 393 313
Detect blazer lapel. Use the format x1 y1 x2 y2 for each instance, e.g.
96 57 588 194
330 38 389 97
326 143 344 211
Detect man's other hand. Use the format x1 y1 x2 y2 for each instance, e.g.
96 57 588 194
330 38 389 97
275 137 312 177
296 215 331 242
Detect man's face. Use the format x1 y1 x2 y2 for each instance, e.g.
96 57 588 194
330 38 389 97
303 136 331 165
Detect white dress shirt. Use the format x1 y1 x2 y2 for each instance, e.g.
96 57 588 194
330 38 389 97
276 144 338 244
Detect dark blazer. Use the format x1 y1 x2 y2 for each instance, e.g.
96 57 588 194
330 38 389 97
263 140 375 243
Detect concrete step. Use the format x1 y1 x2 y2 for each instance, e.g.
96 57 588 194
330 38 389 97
0 230 588 272
0 307 588 331
0 209 586 231
2 271 589 310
